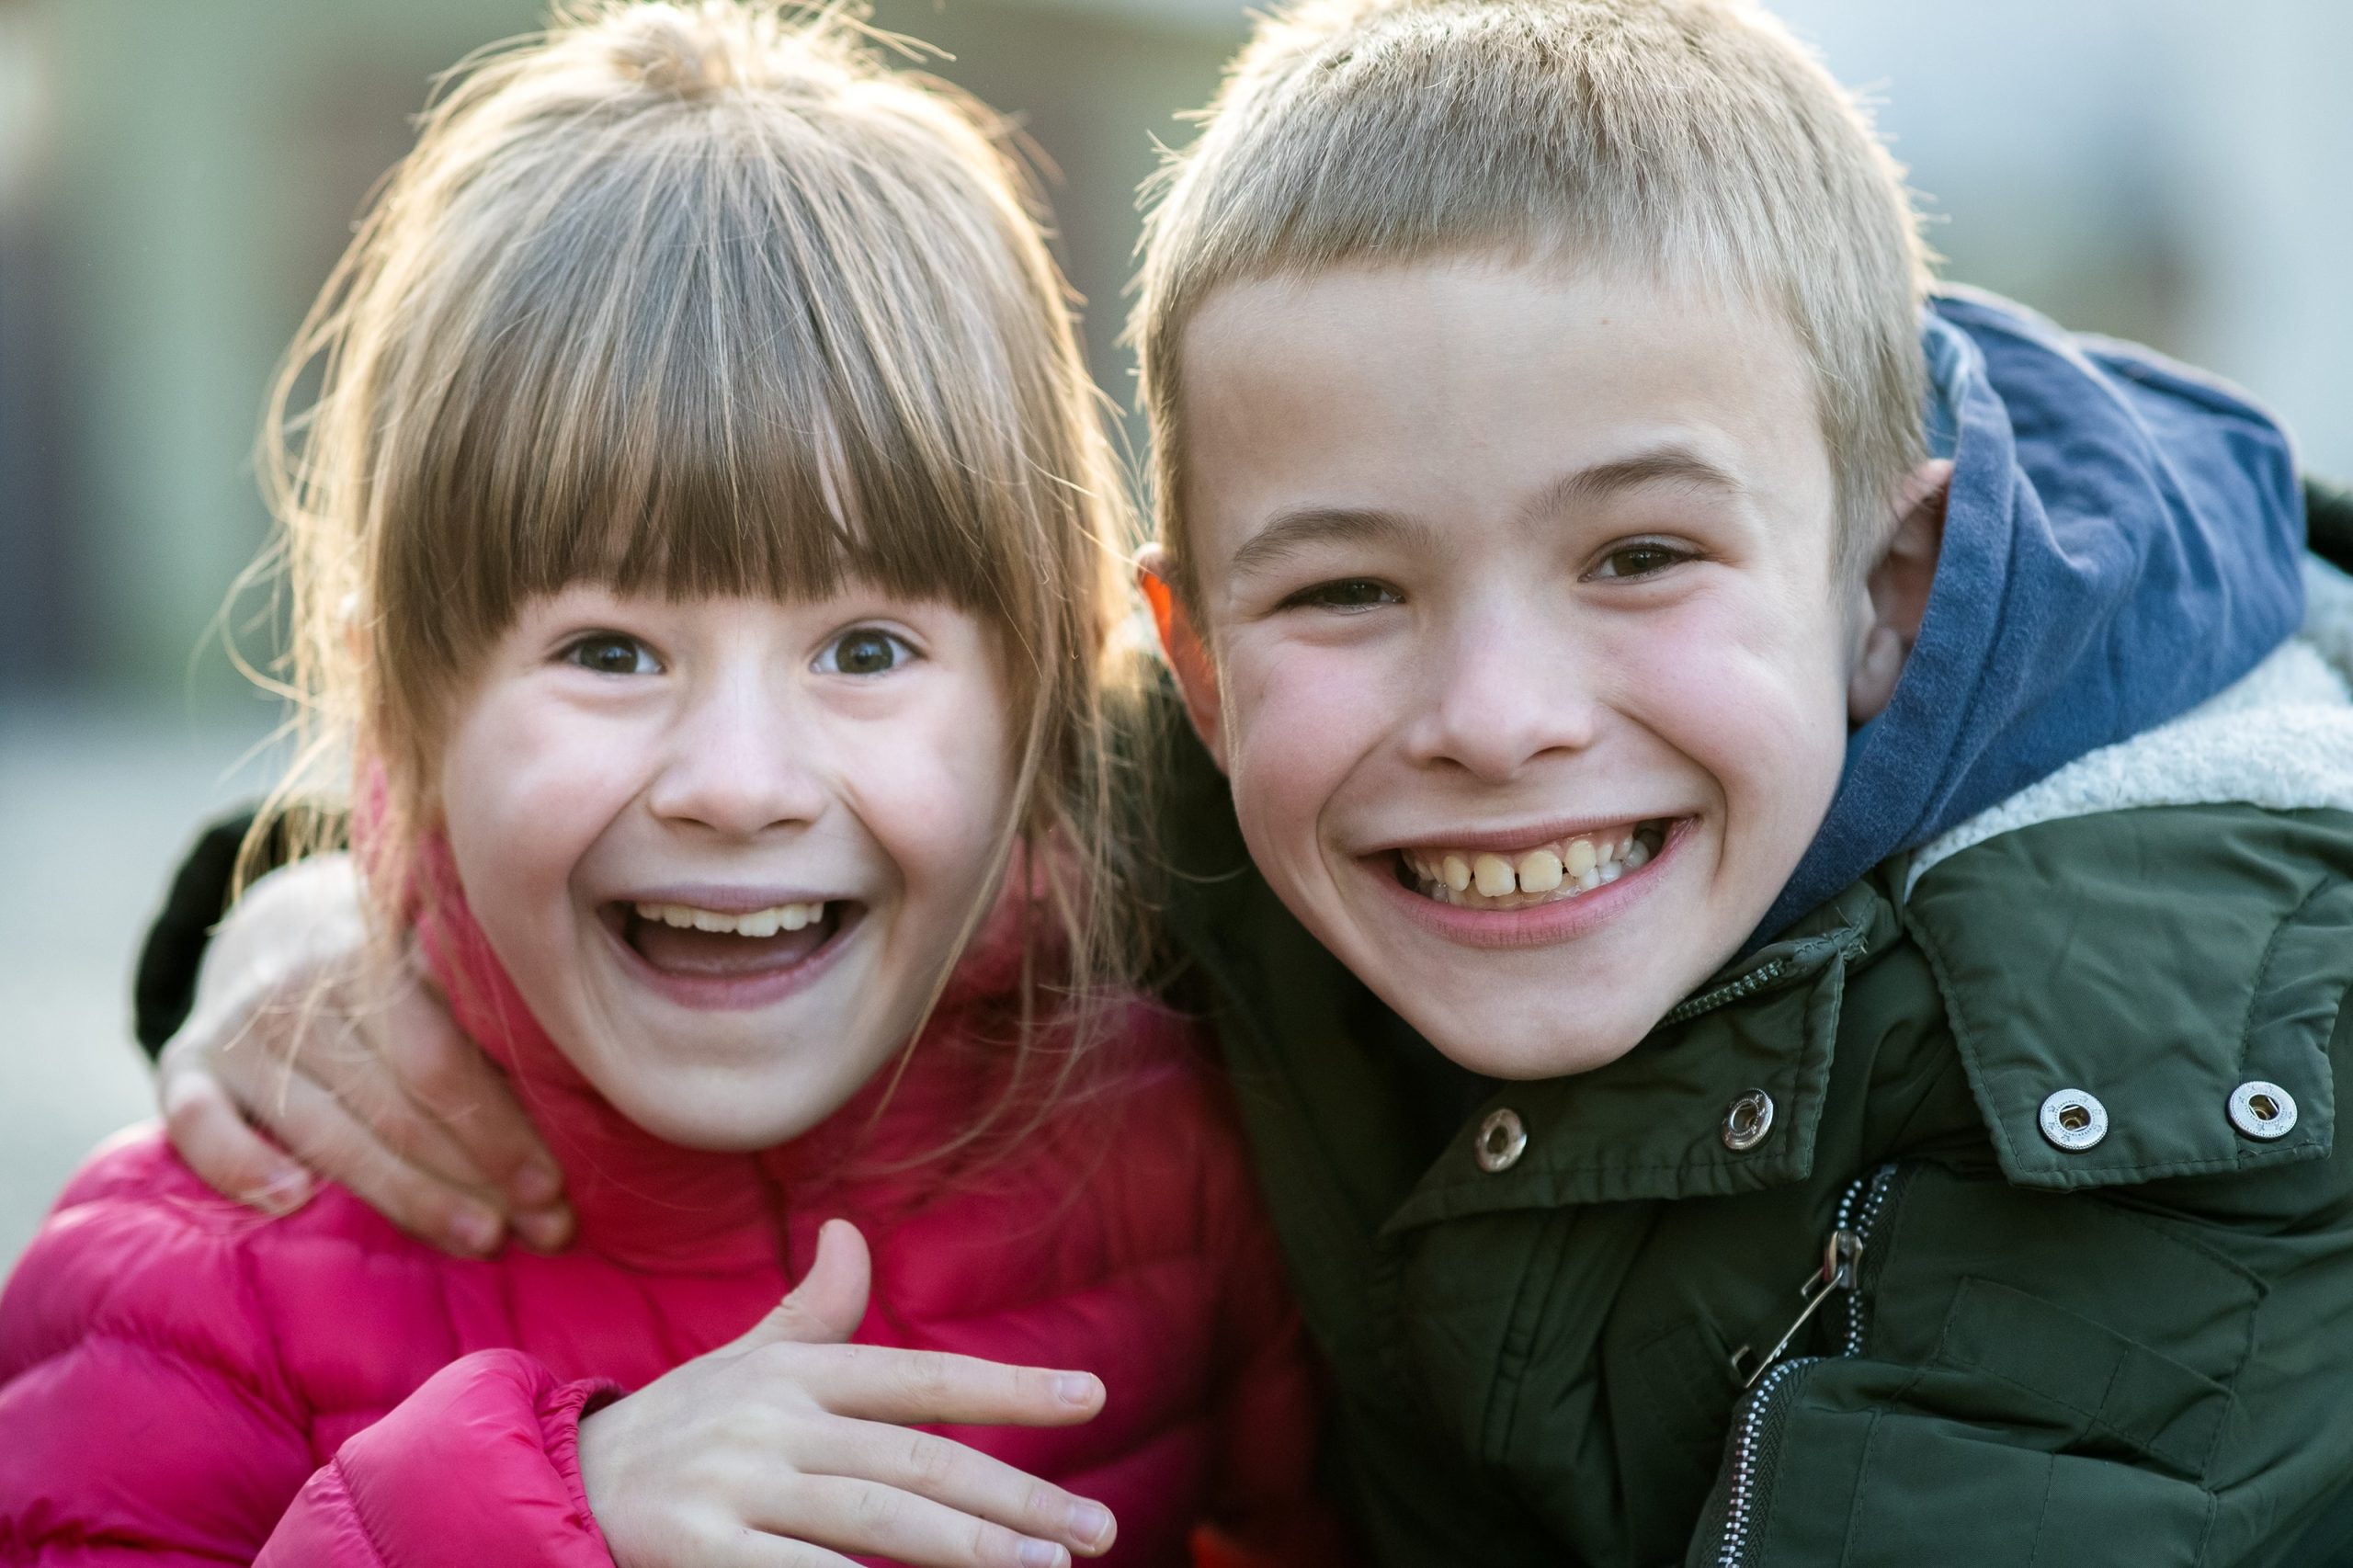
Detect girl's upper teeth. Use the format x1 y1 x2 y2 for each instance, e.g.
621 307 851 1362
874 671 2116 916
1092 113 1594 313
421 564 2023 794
631 901 826 937
1403 825 1661 904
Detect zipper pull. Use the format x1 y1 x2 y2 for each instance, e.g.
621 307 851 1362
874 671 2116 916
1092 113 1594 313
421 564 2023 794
1729 1227 1862 1390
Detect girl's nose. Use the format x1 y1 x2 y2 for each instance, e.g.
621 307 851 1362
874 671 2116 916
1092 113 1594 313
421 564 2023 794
1406 601 1600 780
645 676 828 835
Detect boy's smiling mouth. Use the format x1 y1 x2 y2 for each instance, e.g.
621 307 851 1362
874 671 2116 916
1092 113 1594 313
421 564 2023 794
1392 819 1676 910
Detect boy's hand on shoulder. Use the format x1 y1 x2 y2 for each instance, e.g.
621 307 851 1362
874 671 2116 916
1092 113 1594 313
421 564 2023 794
579 1220 1118 1568
155 852 573 1256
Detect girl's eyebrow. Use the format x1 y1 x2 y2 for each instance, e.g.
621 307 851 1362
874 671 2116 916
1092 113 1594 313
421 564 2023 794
1225 506 1436 582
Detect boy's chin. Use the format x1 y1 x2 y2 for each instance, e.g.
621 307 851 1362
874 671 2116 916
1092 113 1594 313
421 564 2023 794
1398 998 1658 1082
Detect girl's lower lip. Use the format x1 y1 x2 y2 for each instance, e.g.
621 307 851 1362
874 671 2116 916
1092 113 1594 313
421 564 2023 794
597 906 858 1011
1365 820 1687 949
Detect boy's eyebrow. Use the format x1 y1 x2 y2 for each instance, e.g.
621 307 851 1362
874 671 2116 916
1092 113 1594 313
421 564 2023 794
1223 446 1748 581
1225 506 1436 581
1529 445 1751 518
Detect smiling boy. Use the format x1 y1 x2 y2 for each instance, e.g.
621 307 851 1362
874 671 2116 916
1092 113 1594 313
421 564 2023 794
109 0 2353 1562
1123 0 2353 1562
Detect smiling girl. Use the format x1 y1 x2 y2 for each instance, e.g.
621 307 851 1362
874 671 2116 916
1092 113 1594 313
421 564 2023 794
0 6 1323 1565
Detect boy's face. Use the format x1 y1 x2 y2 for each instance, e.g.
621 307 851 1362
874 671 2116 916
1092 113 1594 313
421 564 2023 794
1162 256 1926 1079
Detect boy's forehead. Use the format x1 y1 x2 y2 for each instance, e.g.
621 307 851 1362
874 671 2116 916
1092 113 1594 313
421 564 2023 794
1176 256 1831 593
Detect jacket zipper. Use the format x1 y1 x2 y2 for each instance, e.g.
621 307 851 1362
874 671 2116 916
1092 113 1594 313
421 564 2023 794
1713 1164 1903 1568
1662 960 1789 1027
1663 923 1870 1029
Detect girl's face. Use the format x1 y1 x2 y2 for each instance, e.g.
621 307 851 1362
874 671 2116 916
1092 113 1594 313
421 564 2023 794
435 585 1017 1150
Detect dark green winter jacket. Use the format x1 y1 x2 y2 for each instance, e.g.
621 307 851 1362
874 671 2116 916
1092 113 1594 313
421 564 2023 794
1157 597 2353 1566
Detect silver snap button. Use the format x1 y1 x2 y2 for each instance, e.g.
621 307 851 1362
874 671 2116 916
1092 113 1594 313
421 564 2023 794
2038 1088 2109 1152
1474 1108 1528 1173
1722 1088 1776 1153
2228 1081 2297 1141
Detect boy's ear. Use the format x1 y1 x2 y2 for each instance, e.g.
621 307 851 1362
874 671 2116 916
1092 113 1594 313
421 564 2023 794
1136 545 1227 772
1847 458 1952 724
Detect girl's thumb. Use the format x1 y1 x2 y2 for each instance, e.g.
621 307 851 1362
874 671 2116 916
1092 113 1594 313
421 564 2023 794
736 1218 872 1350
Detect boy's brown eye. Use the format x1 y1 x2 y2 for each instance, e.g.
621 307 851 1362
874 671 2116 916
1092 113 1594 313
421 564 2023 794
1293 578 1400 610
1595 542 1688 579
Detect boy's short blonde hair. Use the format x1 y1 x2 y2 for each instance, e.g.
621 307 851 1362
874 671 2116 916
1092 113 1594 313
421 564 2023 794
1134 0 1932 602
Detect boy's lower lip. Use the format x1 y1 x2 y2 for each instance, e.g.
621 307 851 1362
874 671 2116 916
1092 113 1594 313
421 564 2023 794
597 903 861 1011
1362 819 1686 949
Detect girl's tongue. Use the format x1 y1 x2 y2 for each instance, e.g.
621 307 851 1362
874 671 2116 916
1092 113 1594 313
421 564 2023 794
623 902 841 975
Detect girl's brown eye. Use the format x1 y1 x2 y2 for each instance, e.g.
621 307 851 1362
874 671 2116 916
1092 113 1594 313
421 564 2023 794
822 628 910 676
565 632 657 675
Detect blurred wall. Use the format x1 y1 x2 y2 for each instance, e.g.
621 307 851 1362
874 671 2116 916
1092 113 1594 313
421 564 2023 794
1774 0 2353 481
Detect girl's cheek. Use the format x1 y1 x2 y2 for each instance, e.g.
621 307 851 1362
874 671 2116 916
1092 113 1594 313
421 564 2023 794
442 683 646 898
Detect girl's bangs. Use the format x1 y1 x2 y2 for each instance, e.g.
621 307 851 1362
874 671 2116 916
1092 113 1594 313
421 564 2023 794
389 134 1035 657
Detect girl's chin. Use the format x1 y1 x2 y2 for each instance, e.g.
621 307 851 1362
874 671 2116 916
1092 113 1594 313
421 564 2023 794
574 1053 867 1150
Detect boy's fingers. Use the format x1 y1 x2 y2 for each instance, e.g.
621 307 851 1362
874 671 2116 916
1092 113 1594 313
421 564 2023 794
236 1064 507 1256
777 1343 1105 1428
158 1069 314 1215
373 965 566 1211
824 1423 1115 1556
759 1475 1074 1568
232 1007 500 1200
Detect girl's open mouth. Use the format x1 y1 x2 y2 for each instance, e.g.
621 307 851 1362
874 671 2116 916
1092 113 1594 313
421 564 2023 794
604 899 856 983
1394 819 1676 910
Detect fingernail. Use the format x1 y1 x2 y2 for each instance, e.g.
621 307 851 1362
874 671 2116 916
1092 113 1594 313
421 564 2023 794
450 1208 500 1255
1018 1540 1068 1568
1053 1373 1097 1406
1067 1502 1113 1550
251 1168 313 1216
511 1160 563 1206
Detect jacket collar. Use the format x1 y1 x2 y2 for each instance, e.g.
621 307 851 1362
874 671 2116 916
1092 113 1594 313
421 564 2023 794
1381 883 1893 1234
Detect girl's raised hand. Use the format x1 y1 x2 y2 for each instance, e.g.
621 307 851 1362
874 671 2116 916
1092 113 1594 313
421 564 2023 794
154 853 574 1256
579 1219 1119 1568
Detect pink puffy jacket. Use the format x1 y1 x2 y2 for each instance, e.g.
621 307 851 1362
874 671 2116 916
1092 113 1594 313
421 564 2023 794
0 864 1329 1566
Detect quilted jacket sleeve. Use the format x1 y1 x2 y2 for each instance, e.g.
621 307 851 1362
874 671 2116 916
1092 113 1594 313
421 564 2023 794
259 1352 618 1567
0 1142 616 1566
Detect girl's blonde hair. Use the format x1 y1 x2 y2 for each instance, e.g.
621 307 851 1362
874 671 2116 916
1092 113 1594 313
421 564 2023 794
249 0 1147 1142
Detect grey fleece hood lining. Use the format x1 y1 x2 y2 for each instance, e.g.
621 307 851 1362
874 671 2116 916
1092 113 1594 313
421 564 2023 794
1904 556 2353 898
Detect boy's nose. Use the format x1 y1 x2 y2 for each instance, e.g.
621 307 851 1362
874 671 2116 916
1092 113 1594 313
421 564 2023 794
645 676 828 835
1407 611 1600 780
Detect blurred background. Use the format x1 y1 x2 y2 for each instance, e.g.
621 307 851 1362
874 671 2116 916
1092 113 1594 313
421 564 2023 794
3 0 2348 1269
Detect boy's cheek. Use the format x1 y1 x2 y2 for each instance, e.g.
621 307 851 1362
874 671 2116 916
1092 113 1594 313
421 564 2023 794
1218 642 1375 825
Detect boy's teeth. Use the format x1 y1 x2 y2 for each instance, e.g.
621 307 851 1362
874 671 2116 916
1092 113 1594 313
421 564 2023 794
632 900 826 936
1404 823 1667 906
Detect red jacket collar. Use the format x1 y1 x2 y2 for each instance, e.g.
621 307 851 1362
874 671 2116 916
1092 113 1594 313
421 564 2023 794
410 836 1040 1272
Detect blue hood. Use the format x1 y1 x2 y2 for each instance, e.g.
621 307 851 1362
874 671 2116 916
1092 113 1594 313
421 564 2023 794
1756 289 2306 943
